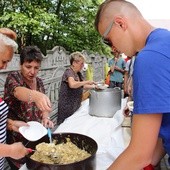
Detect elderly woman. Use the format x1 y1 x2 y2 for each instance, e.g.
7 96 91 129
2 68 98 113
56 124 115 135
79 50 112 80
57 52 97 125
0 28 29 170
4 46 54 169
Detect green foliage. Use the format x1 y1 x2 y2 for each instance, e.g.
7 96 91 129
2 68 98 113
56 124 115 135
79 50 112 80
0 0 110 55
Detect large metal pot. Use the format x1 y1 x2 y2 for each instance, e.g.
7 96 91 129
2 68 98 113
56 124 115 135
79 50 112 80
25 133 98 170
89 88 121 118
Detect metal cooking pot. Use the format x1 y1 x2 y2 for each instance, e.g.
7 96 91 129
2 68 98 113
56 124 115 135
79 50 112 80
89 87 121 118
25 133 98 170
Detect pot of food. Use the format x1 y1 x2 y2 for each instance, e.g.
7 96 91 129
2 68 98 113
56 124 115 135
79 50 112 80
89 87 121 117
25 133 98 170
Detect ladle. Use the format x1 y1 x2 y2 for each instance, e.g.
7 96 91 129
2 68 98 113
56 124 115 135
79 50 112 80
27 147 58 158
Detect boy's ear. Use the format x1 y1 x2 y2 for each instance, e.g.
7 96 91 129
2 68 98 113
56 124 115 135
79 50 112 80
114 16 127 31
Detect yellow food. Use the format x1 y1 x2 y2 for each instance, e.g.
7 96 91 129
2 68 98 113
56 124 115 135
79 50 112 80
30 138 91 164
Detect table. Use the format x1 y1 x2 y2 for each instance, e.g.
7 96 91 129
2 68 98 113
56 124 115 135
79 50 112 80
20 98 131 170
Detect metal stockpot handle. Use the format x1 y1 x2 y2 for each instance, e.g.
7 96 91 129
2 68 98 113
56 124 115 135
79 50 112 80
113 87 121 90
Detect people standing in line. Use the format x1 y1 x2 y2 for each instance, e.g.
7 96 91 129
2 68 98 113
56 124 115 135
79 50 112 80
95 0 170 169
0 28 29 170
108 48 126 89
123 56 131 97
123 56 135 117
124 56 135 99
125 55 131 62
57 52 97 125
4 46 54 169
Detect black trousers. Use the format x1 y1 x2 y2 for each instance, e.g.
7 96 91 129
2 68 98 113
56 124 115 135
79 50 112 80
109 81 122 89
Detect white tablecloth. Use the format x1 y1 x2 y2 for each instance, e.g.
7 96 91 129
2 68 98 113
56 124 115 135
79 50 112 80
20 98 131 170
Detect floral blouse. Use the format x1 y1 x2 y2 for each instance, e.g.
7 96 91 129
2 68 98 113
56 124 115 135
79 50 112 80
4 71 45 144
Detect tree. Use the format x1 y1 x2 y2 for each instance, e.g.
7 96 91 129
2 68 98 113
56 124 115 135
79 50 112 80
0 0 111 55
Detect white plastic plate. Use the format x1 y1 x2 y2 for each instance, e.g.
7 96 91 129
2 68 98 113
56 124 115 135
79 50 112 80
127 101 134 112
97 84 109 90
19 121 47 141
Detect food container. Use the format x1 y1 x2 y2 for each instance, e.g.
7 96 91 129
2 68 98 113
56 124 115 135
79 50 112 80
25 133 98 170
89 87 121 117
96 84 109 90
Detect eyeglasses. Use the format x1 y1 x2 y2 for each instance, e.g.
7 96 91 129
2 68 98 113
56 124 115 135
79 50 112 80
102 20 115 47
75 60 84 66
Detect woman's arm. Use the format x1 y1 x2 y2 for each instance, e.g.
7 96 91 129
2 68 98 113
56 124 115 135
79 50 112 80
83 84 97 90
41 112 54 128
0 143 28 159
7 118 28 132
67 77 95 89
14 86 52 112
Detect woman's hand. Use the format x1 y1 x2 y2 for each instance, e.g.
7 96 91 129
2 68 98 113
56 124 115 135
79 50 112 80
7 119 28 132
12 120 28 132
41 117 54 128
14 87 52 113
9 142 29 159
32 91 52 112
85 80 96 85
83 81 98 89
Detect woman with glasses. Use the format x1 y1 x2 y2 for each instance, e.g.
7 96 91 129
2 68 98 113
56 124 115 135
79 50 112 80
95 0 170 169
57 52 97 125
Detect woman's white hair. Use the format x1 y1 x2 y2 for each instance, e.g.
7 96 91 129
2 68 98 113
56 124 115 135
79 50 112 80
0 33 18 52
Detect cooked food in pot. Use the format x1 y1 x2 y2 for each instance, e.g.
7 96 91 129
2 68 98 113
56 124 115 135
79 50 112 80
30 138 91 164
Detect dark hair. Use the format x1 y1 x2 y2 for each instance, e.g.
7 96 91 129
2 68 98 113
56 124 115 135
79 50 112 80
20 46 43 65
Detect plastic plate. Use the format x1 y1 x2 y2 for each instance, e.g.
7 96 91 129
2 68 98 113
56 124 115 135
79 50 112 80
19 121 47 141
97 84 109 90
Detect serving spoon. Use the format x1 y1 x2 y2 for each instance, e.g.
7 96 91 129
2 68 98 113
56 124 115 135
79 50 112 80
27 128 58 158
27 147 58 158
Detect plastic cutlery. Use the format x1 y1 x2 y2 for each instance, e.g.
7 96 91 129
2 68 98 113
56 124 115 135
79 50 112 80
47 128 52 143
